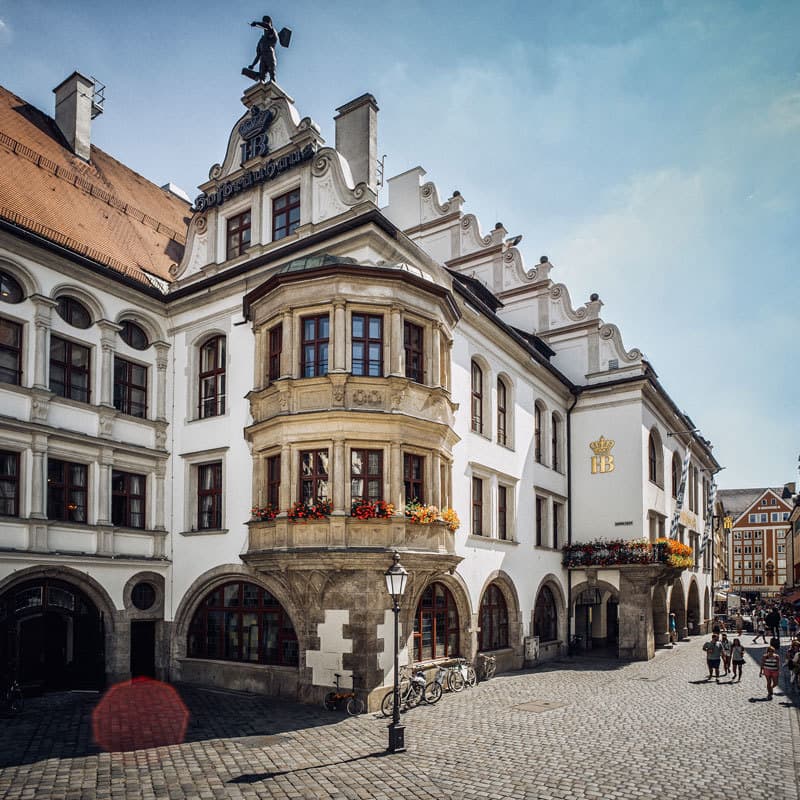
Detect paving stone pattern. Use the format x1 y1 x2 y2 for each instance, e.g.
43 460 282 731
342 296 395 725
1 638 798 800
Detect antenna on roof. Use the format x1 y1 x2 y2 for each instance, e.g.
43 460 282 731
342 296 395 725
90 77 105 119
376 154 387 189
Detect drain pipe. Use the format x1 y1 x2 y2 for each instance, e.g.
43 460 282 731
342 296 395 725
566 387 581 654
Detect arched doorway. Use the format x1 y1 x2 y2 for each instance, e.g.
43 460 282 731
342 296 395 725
669 580 686 639
572 583 618 653
412 582 460 662
687 581 701 636
652 584 669 647
0 578 105 691
703 587 710 631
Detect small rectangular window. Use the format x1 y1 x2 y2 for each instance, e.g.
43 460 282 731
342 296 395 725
266 454 281 509
472 477 483 535
268 324 282 384
552 501 561 549
497 381 507 447
350 449 383 503
50 335 90 403
198 462 223 530
0 317 22 386
498 485 507 540
111 470 146 529
403 454 424 504
299 450 329 504
226 210 251 259
535 496 545 546
113 357 148 418
0 450 20 516
47 459 87 523
301 315 329 377
273 189 301 241
403 321 424 383
351 314 383 376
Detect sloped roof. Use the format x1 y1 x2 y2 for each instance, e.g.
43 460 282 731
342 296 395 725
718 487 787 517
0 84 190 288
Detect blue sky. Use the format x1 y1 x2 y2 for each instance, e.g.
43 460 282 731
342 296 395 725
1 0 798 489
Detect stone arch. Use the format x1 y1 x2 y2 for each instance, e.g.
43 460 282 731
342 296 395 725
115 310 168 345
703 586 710 628
0 564 118 687
571 578 618 650
669 578 686 637
652 583 669 647
172 564 307 665
687 579 701 636
533 573 568 644
476 570 522 658
403 569 472 663
648 426 664 487
50 282 107 324
0 255 41 297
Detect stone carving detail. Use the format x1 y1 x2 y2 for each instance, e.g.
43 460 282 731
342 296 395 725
98 412 115 437
599 323 642 363
352 389 382 406
209 163 223 180
155 427 168 449
194 215 207 234
390 392 405 410
30 394 49 423
549 284 588 321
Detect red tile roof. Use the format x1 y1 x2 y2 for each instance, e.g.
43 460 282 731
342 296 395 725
0 84 190 289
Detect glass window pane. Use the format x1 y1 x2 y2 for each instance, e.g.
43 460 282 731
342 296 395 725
319 317 329 338
352 316 364 338
242 613 259 662
223 584 240 607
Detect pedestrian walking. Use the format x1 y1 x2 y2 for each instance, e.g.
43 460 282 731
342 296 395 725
734 612 744 636
720 633 732 676
753 617 767 644
765 607 781 639
669 612 678 645
731 638 745 682
703 633 724 682
759 646 780 699
780 615 789 638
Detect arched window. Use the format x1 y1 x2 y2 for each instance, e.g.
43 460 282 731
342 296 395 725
497 378 507 446
187 581 298 666
56 296 91 329
199 336 226 418
671 453 681 498
479 583 508 651
413 582 459 661
648 433 658 483
0 271 24 304
119 321 149 350
471 361 483 434
534 585 558 642
551 413 561 472
534 403 543 463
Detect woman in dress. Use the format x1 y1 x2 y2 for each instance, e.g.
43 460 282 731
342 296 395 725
759 646 781 699
720 633 732 676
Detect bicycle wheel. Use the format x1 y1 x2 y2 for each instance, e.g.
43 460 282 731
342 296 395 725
447 669 465 692
465 666 477 688
484 661 496 681
381 690 396 717
323 692 338 712
406 683 424 708
424 681 442 704
346 696 364 716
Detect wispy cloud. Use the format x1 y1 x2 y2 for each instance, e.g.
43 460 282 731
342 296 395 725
0 18 11 46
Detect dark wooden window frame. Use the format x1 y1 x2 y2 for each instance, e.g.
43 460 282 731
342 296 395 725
119 320 149 350
300 314 329 378
56 296 91 328
113 356 148 418
49 335 91 403
671 453 680 499
403 321 424 383
648 433 658 483
413 582 459 662
47 459 88 523
534 585 558 643
351 313 383 377
272 188 301 241
497 379 507 446
198 336 226 418
226 209 252 260
403 453 425 504
498 485 508 540
472 476 483 535
551 413 560 472
197 462 223 530
111 470 146 529
479 583 509 651
534 405 543 463
266 454 281 509
535 495 545 547
350 449 384 503
0 316 23 386
299 449 329 505
552 501 561 549
0 449 20 517
268 323 283 384
187 581 299 666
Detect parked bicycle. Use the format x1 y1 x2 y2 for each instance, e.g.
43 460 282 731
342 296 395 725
323 673 364 716
450 658 477 691
477 653 496 681
0 675 23 717
381 667 426 716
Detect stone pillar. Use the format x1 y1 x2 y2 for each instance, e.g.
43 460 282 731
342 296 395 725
332 300 346 373
390 442 402 512
31 295 57 390
153 341 170 421
432 453 442 509
97 321 120 408
280 444 291 510
97 447 114 526
618 568 656 660
30 433 48 519
390 306 403 377
281 310 293 379
332 437 345 514
431 324 442 389
154 461 166 531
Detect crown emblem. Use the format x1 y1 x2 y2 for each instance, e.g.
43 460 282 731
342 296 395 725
589 436 614 456
238 106 273 140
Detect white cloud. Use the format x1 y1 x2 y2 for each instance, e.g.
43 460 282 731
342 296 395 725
0 19 10 46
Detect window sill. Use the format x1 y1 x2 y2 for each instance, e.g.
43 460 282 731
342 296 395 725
467 534 518 546
114 526 167 537
186 411 230 425
497 442 515 452
179 528 229 537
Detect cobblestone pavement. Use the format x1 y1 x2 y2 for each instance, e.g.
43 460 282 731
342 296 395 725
1 637 799 800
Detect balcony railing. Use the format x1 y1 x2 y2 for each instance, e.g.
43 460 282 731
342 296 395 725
563 538 693 569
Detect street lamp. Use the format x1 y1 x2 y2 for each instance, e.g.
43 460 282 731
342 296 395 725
384 550 408 753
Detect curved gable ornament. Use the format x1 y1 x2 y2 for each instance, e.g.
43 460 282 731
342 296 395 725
599 323 642 363
311 148 375 221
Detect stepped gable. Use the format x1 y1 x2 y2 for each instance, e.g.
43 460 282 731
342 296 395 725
0 84 190 288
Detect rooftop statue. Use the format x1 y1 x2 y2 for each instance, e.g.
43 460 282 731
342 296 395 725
242 15 292 84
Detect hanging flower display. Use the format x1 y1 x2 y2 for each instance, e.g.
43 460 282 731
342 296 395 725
350 499 395 519
440 507 461 532
250 504 278 521
405 501 439 525
287 499 332 523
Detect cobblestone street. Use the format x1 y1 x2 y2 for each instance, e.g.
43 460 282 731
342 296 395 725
1 637 799 800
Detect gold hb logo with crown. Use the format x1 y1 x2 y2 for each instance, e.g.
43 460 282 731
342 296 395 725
590 435 615 474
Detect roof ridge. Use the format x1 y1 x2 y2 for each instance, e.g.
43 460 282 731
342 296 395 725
0 128 186 245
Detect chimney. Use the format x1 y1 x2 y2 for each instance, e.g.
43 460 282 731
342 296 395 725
334 94 378 195
53 72 96 161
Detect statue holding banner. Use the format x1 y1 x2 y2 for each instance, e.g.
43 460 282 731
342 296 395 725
243 16 292 83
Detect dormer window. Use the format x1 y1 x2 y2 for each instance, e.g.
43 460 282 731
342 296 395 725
272 189 300 241
226 210 251 259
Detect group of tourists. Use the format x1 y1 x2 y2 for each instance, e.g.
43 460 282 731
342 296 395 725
702 602 800 699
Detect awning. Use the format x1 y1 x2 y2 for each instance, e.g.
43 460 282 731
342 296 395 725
783 589 800 604
714 592 727 601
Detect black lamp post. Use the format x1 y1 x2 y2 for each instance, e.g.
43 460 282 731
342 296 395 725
385 550 408 753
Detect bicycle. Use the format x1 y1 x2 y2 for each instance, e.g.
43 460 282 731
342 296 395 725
449 658 477 691
323 673 364 716
0 677 23 717
381 667 425 716
477 653 496 681
424 665 447 704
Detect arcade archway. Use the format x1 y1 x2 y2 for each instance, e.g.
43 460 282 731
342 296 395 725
687 580 701 636
669 580 686 638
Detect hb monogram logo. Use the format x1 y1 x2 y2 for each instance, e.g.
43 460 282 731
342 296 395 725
590 436 615 474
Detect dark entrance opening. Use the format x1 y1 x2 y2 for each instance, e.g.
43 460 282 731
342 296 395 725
130 620 156 678
0 578 105 692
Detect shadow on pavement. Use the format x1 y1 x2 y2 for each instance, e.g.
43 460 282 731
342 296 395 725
229 749 393 784
0 682 347 768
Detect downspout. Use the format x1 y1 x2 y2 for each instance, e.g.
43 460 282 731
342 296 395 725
566 387 581 653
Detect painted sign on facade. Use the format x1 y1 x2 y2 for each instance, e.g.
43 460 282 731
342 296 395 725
590 436 615 474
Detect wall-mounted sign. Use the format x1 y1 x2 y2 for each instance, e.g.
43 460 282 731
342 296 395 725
238 106 274 165
590 435 615 474
193 142 317 212
679 510 697 530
